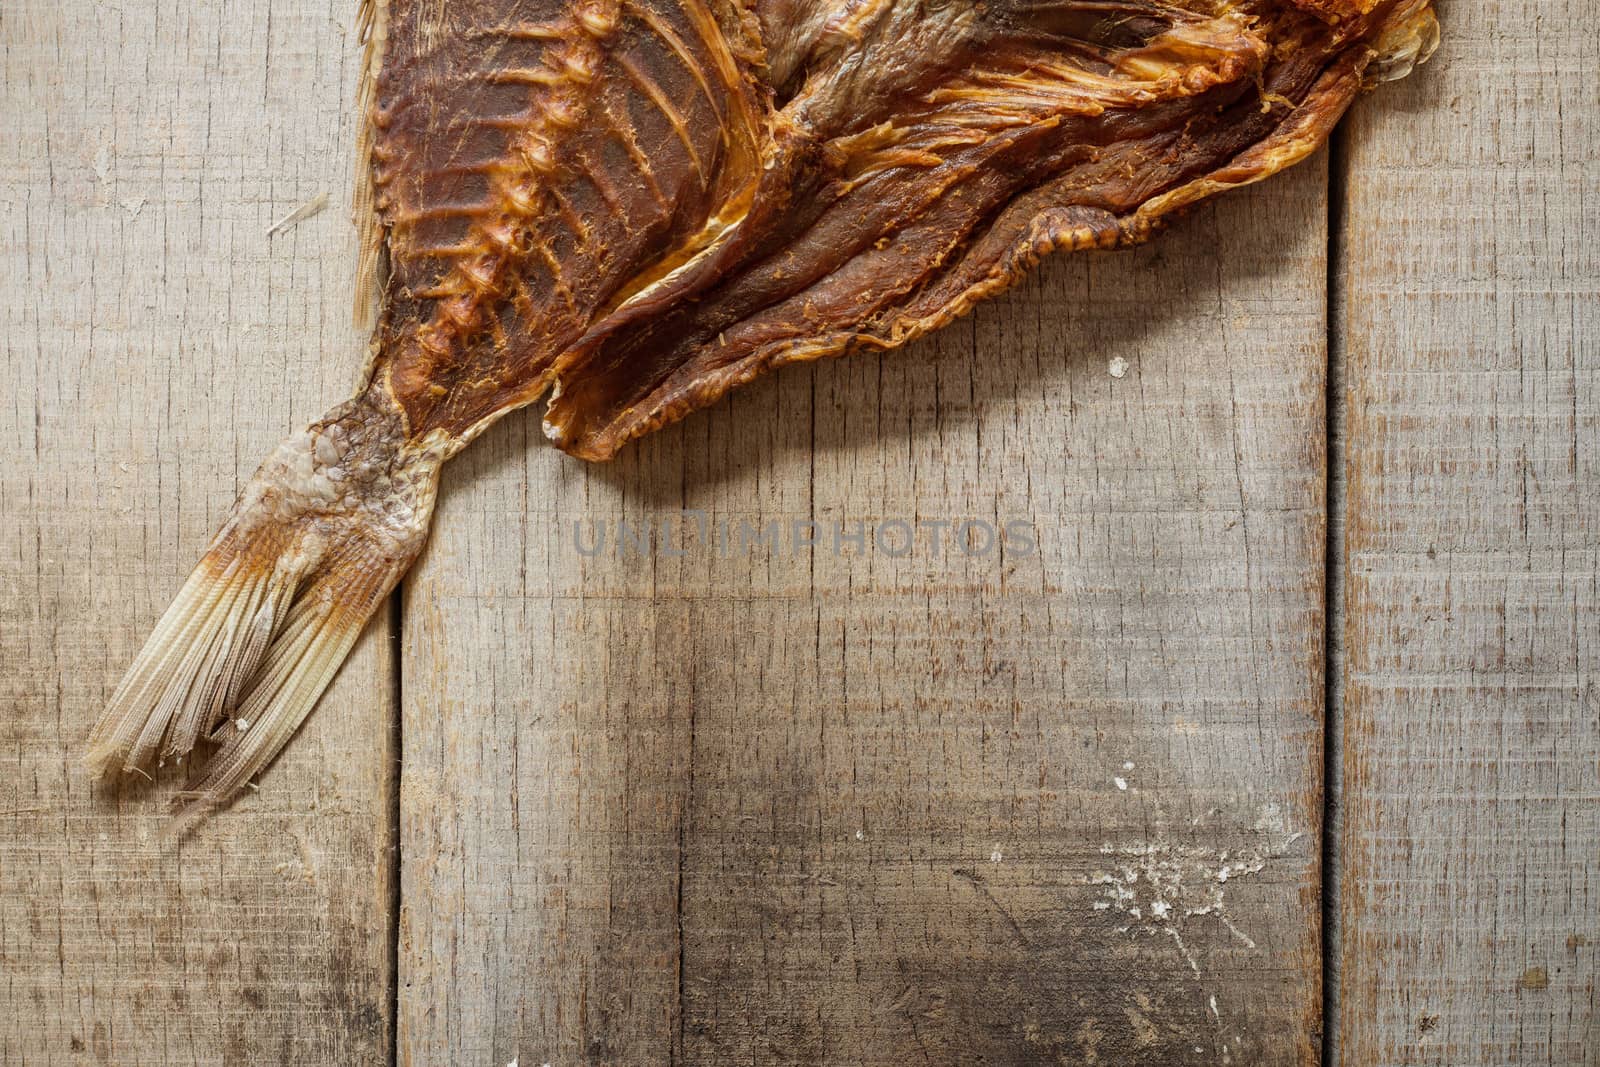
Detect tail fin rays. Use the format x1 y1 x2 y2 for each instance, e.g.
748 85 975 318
85 391 447 831
85 525 404 831
86 552 290 780
171 553 390 832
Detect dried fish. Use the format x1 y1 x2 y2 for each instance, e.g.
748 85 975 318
86 0 1438 827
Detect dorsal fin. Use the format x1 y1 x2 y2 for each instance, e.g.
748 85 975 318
352 0 391 329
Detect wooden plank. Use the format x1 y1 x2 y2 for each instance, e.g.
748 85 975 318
1333 8 1600 1064
399 167 1332 1061
0 3 396 1063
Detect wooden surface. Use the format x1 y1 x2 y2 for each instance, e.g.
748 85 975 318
1 2 1593 1065
0 2 395 1064
1333 4 1600 1065
397 176 1329 1063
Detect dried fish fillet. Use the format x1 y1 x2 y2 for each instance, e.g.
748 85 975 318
86 0 1438 826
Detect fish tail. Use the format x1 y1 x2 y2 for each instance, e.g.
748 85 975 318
84 389 450 832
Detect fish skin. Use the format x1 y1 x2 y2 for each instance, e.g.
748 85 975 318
360 0 1438 456
366 0 769 441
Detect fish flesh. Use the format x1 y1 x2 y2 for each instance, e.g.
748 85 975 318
85 0 1438 826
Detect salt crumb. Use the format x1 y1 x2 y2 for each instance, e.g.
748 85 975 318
1151 900 1171 920
236 718 251 731
990 847 1003 864
1113 777 1128 791
1122 761 1135 771
1209 995 1220 1018
854 830 865 841
92 145 113 187
1109 356 1130 378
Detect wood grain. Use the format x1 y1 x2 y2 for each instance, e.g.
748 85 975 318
0 2 395 1063
397 164 1332 1061
29 1 1592 1062
1333 6 1600 1064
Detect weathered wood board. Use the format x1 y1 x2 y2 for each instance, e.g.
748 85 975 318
397 165 1331 1061
1334 5 1600 1064
0 2 394 1064
17 1 1597 1064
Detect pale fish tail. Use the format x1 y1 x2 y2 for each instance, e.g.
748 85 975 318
84 389 449 832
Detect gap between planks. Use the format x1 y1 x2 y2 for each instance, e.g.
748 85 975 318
1321 115 1351 1067
389 586 405 1067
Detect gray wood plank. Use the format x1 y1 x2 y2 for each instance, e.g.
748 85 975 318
1333 7 1600 1064
0 3 396 1063
398 163 1332 1061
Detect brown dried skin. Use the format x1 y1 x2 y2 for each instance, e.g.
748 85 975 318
85 0 1435 823
366 0 769 439
362 0 1438 457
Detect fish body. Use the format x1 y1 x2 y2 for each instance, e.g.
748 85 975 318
86 0 1438 824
